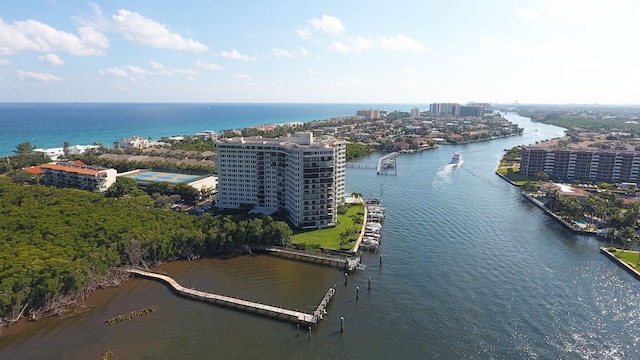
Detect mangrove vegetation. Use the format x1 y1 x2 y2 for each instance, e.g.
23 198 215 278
0 177 292 328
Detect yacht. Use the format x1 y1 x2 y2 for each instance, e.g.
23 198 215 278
451 152 463 165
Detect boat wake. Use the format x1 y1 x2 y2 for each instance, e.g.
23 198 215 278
432 162 462 187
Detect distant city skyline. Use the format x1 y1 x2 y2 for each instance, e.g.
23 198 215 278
1 1 639 104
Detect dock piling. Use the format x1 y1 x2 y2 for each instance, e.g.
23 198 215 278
341 316 344 332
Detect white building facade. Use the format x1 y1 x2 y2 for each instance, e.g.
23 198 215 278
215 132 346 229
40 162 117 192
33 144 100 160
119 135 149 150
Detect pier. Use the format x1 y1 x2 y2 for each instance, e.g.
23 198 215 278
345 163 376 169
121 268 335 326
377 152 399 175
251 245 361 271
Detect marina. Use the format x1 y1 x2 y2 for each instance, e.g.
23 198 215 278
359 202 385 252
376 152 399 175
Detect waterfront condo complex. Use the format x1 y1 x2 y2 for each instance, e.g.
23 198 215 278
215 132 346 229
520 144 640 183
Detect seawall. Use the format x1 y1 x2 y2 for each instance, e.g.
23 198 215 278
599 247 640 280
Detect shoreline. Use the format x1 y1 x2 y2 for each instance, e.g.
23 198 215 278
520 192 599 236
599 247 640 280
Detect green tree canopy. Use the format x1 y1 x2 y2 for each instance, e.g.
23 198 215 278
15 142 35 154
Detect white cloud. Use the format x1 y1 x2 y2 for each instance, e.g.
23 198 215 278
127 65 153 76
99 66 128 77
378 34 427 52
236 74 253 81
327 34 428 53
220 49 256 61
327 41 351 53
17 70 63 82
195 60 223 70
0 58 11 65
158 68 198 77
271 48 295 59
149 61 164 69
0 18 108 55
309 15 345 35
298 47 310 58
306 68 315 75
100 63 199 79
296 28 312 40
38 53 64 66
351 36 375 52
112 9 207 52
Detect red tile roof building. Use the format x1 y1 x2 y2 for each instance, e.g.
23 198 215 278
40 162 117 192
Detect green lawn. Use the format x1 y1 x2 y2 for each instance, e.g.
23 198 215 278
291 203 364 250
496 166 538 185
609 248 640 269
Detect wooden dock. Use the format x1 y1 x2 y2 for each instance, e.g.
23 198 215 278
121 268 335 326
251 245 360 271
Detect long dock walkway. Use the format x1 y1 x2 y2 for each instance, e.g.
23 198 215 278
121 267 334 326
251 245 360 271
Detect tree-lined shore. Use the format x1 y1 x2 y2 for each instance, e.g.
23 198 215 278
0 177 292 332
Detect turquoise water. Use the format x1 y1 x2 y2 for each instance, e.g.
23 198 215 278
0 103 422 156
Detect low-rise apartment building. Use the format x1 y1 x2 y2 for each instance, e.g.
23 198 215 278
40 162 117 192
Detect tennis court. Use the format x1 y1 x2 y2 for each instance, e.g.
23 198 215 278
129 171 202 184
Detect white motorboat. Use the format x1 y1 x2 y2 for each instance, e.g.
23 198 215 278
451 152 463 165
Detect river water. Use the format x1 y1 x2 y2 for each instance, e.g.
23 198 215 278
2 114 640 359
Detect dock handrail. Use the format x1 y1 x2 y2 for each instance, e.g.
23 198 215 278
120 267 334 326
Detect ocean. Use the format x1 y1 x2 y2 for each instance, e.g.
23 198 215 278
0 103 421 157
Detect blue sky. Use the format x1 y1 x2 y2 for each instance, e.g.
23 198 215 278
1 0 639 104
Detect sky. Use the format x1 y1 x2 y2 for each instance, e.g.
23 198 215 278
1 0 639 104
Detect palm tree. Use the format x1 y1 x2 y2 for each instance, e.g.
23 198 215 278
545 189 561 212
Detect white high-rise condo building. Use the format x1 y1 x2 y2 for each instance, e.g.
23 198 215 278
215 132 346 229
